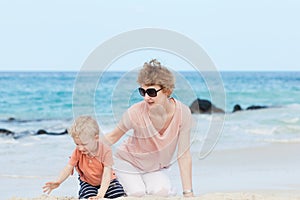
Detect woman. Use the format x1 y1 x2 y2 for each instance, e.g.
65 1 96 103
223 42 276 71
105 59 194 197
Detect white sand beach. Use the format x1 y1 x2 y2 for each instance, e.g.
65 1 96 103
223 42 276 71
6 143 300 200
7 192 300 200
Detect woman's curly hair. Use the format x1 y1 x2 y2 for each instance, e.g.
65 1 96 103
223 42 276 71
137 59 175 96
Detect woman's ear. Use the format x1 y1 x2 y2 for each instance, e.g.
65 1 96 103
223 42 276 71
163 88 172 97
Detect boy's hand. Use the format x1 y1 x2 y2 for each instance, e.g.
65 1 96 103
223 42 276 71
42 181 60 194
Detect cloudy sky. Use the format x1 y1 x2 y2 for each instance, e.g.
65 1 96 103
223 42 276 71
0 0 299 71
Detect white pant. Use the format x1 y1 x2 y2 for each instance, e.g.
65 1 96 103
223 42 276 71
113 158 177 197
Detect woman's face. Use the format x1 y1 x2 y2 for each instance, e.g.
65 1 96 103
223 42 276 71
140 84 168 107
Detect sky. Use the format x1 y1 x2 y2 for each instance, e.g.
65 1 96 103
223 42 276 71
0 0 300 71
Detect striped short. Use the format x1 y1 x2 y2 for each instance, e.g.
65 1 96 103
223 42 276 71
78 178 126 199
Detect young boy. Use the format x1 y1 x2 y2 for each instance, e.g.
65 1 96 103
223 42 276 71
43 116 126 199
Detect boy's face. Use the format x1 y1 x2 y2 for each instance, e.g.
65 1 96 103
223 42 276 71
73 134 98 155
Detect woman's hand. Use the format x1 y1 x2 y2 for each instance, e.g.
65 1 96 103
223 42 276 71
183 192 194 198
42 181 60 194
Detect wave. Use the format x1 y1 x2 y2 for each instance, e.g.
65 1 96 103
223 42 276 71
264 138 300 144
0 118 71 139
0 174 53 179
0 117 72 124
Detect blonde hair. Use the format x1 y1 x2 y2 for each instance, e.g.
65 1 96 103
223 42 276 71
68 116 99 138
137 59 175 95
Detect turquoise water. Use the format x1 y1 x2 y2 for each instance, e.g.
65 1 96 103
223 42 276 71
0 71 299 147
1 71 299 120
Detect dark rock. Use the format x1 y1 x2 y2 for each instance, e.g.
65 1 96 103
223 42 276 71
232 104 243 112
246 105 268 110
35 129 68 135
0 128 15 135
232 104 269 112
189 98 225 114
8 117 16 121
36 129 48 135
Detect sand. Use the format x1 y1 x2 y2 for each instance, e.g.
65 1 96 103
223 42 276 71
6 143 300 200
8 191 300 200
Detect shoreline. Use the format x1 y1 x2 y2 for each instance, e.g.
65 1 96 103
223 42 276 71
8 190 300 200
194 143 300 193
5 143 300 200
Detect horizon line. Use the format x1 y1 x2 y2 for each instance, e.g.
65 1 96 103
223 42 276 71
0 69 299 73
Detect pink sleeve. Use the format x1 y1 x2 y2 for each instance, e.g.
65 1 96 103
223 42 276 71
180 104 193 133
177 104 193 155
117 109 132 132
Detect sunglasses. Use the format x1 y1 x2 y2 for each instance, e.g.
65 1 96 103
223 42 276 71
138 87 163 97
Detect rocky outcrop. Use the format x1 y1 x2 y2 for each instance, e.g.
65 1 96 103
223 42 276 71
232 104 268 112
189 98 225 114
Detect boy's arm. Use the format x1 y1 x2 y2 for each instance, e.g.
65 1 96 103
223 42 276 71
43 164 73 194
55 164 74 184
96 166 112 198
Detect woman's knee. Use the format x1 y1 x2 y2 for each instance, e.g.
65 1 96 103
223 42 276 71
114 159 146 197
124 184 146 197
115 171 146 196
147 186 170 196
143 170 174 196
127 190 146 197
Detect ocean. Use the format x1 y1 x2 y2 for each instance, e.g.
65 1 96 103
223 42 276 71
0 71 300 199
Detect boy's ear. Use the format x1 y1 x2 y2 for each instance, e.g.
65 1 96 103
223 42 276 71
94 134 99 140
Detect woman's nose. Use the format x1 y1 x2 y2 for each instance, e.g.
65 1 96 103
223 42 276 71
144 93 151 99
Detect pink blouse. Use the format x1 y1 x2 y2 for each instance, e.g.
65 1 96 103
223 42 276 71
116 98 192 172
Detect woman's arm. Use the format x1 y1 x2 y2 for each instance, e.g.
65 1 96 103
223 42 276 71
104 126 126 145
177 105 194 197
177 149 193 197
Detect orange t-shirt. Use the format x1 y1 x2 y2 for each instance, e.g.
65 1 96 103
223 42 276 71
68 140 116 186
